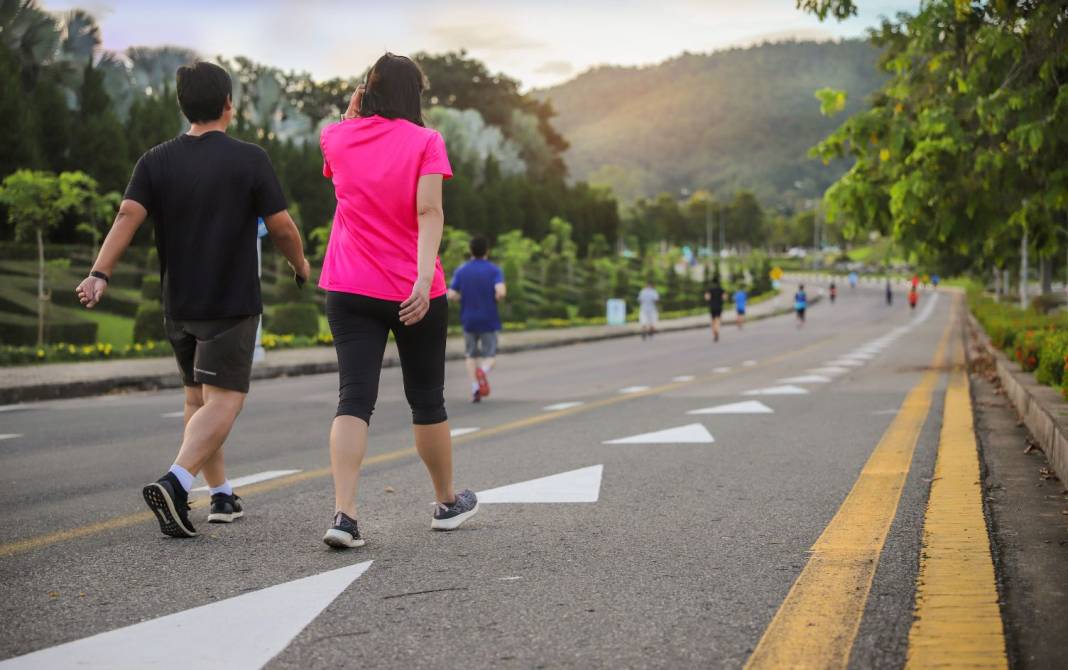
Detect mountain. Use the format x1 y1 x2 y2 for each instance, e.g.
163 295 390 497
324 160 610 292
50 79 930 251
536 40 885 206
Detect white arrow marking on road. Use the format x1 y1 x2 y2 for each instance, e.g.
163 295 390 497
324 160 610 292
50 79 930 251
604 423 715 444
807 367 849 375
742 385 809 396
450 427 480 437
776 375 831 384
0 561 373 670
191 470 301 493
845 352 876 360
160 411 185 418
618 386 650 394
742 360 758 367
827 359 865 367
672 375 695 382
0 434 23 441
687 400 773 415
713 367 732 373
543 401 584 411
478 465 603 503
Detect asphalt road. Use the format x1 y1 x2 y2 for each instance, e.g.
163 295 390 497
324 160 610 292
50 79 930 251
0 284 956 669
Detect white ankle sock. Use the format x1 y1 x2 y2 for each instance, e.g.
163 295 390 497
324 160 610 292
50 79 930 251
471 381 480 393
209 480 233 496
168 464 194 492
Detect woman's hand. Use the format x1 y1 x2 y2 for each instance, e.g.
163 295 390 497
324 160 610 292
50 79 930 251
342 85 366 120
399 278 431 326
75 276 108 309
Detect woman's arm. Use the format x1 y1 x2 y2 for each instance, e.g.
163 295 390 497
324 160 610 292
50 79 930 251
399 173 445 325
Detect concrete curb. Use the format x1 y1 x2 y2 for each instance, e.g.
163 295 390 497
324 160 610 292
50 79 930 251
965 311 1068 484
1 300 801 405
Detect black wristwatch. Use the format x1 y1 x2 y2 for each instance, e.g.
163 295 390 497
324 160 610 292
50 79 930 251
89 270 110 283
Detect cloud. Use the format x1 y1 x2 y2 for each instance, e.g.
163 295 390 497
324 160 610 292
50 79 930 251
430 23 544 52
535 60 574 76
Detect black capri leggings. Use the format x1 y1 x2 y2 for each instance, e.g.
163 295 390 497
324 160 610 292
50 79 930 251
326 291 448 425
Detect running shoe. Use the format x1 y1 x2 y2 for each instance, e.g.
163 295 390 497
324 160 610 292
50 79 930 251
471 390 481 403
208 492 244 523
323 511 365 549
142 472 197 538
475 368 491 398
431 489 479 531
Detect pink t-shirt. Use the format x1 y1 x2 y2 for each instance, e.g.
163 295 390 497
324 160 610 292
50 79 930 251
318 115 453 301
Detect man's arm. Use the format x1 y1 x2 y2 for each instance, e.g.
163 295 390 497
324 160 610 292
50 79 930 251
494 282 506 301
75 199 147 309
263 210 310 281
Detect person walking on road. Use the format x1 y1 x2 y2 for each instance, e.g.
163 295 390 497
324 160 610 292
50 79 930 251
638 280 660 340
733 285 748 329
829 280 837 304
794 284 808 328
75 62 310 538
317 53 477 548
885 278 893 306
448 236 506 403
848 271 858 290
908 285 919 312
704 276 725 342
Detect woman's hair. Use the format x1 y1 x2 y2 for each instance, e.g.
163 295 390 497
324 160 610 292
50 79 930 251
359 53 427 126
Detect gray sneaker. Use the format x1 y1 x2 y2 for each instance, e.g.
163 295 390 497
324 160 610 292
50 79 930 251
431 489 479 530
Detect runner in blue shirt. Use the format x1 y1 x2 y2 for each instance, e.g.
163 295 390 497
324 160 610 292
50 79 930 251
448 237 506 402
733 286 748 329
794 284 808 328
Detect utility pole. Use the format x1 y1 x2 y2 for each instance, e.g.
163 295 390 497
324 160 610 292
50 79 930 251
705 198 712 259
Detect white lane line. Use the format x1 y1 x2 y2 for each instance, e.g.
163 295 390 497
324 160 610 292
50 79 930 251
808 367 849 375
688 400 773 415
672 375 695 382
743 385 809 396
827 359 865 367
777 375 831 384
742 360 758 367
604 423 714 445
845 352 876 360
478 465 603 503
191 470 301 493
618 386 650 394
0 561 373 670
871 408 900 415
0 434 24 441
450 427 480 437
543 401 584 411
161 411 185 418
713 367 732 373
0 405 31 413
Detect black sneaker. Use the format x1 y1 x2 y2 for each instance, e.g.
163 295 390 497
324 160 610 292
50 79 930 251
208 492 244 523
471 390 481 403
431 489 479 531
323 511 365 549
142 472 197 538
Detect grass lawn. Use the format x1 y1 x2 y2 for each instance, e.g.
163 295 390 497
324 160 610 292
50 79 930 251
81 310 134 347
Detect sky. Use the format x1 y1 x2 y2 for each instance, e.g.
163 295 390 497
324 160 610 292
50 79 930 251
45 0 917 90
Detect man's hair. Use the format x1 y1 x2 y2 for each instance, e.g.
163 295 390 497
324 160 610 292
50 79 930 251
469 236 489 258
176 61 232 124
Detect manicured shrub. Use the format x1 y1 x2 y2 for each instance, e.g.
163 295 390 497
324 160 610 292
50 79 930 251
268 302 320 337
1035 331 1068 387
141 274 160 300
1013 329 1047 372
133 302 165 343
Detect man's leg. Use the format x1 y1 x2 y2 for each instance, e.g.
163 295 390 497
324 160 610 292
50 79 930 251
173 384 246 475
184 385 229 491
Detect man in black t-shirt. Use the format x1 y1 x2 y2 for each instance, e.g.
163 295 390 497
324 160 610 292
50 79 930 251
76 61 310 539
704 277 726 343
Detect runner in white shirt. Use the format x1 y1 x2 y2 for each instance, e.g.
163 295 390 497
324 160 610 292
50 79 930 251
637 281 660 340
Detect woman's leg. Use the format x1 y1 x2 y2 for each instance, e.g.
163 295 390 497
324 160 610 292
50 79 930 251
326 292 389 518
393 296 454 503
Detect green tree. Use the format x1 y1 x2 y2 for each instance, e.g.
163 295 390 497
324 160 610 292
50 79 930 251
0 169 63 345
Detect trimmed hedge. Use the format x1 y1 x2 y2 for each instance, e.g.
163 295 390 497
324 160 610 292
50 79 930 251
133 302 165 343
0 286 99 344
141 274 161 300
268 302 320 337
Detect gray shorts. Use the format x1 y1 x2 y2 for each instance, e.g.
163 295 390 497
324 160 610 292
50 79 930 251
464 331 498 359
165 314 259 393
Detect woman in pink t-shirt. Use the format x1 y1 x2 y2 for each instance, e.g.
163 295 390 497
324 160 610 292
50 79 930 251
318 54 478 549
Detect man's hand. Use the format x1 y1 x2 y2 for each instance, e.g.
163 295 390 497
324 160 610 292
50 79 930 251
75 276 108 309
343 85 366 120
399 278 431 326
290 257 311 282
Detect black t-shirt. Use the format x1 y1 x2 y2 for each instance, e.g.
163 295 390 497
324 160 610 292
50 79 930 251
707 286 724 311
124 131 287 320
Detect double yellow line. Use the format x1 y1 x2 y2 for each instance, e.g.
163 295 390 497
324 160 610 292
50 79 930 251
745 298 1007 669
0 333 837 559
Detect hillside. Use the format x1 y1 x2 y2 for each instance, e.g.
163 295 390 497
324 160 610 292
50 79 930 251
537 40 884 205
